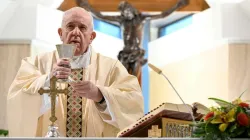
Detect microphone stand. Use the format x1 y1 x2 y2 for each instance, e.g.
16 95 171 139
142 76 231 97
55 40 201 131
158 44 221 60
160 72 195 122
148 63 196 123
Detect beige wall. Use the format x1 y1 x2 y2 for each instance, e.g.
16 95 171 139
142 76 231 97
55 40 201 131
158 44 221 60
228 43 250 101
150 43 250 110
0 43 31 129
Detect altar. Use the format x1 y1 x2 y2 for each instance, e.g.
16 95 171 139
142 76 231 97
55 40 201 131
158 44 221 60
0 138 202 140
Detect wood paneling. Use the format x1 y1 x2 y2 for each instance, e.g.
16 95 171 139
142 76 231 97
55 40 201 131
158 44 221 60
0 44 31 129
58 0 209 12
228 44 250 101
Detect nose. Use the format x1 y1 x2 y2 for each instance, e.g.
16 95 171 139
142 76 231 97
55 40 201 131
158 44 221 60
72 27 80 36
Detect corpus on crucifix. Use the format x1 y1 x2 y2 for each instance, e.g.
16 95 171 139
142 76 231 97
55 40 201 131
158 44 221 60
76 0 189 77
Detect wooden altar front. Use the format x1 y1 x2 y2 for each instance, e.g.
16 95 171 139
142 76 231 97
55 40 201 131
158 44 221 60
118 102 205 138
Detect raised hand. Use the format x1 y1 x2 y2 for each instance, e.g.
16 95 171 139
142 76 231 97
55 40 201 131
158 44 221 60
51 59 71 79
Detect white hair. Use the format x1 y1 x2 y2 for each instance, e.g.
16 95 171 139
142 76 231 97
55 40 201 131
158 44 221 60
87 11 94 29
62 7 94 30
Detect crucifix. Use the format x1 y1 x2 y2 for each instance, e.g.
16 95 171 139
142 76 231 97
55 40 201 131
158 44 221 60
38 76 68 137
148 125 162 137
76 0 188 78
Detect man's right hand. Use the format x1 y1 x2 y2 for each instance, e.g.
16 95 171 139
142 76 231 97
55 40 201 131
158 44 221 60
51 59 71 79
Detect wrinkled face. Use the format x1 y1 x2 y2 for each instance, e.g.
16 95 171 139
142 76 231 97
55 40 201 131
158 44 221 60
58 9 96 56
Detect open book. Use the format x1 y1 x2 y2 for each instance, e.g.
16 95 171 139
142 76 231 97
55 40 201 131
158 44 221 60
140 102 209 122
158 102 210 115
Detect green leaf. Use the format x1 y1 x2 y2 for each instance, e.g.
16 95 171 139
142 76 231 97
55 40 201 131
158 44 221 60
192 132 205 138
193 127 205 135
220 133 231 140
229 123 237 133
230 127 246 138
205 123 219 134
191 122 207 137
205 133 217 140
248 128 250 137
236 130 245 137
245 100 250 103
236 106 241 114
246 109 250 116
193 122 206 127
0 129 8 136
208 97 233 107
239 89 248 99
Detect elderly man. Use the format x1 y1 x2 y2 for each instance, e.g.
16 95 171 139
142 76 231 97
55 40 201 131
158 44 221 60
7 7 144 137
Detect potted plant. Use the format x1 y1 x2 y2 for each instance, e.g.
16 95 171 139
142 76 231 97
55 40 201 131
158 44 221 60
0 129 8 137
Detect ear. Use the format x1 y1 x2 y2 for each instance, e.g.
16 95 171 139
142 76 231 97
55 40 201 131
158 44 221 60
90 31 96 40
90 31 96 43
58 28 63 41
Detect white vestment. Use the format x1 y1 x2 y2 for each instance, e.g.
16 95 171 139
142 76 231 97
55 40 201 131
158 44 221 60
7 47 144 137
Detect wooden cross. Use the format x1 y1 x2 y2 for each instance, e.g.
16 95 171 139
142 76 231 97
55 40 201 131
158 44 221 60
148 125 162 137
38 76 68 125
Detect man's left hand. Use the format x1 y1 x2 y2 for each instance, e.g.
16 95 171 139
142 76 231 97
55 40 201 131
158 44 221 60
70 81 103 102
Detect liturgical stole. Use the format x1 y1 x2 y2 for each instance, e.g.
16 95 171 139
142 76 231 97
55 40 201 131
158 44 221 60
66 68 88 137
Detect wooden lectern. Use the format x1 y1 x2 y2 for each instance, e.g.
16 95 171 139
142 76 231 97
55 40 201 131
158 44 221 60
118 102 206 138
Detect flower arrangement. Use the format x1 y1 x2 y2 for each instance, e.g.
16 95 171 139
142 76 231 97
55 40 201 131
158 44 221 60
192 91 250 140
0 129 8 137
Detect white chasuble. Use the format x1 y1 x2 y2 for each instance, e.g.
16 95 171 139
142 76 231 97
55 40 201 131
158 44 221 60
7 47 144 137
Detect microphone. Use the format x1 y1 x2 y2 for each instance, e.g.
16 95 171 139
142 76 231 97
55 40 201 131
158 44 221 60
148 63 196 123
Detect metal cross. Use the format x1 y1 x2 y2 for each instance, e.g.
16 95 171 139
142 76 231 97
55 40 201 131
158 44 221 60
38 76 68 125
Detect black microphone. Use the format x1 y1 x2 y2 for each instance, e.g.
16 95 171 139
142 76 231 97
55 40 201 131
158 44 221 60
148 63 196 123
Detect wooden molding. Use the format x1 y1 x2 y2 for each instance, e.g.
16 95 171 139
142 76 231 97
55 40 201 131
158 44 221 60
58 0 209 12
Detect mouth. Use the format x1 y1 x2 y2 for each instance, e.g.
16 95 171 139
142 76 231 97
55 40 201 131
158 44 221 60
70 40 81 47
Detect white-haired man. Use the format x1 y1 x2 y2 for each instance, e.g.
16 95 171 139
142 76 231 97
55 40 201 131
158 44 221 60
7 7 144 137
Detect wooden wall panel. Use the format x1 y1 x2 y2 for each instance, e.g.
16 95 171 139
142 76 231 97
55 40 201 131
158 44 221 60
228 44 250 101
58 0 209 12
0 43 31 129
